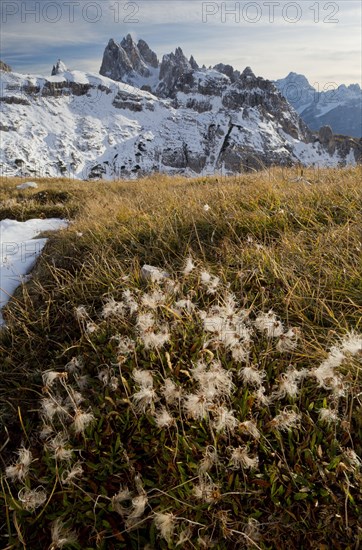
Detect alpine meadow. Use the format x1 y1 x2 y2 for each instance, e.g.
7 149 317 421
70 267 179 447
0 168 361 549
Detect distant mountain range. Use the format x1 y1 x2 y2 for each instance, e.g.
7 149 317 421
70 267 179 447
275 72 362 138
0 39 360 180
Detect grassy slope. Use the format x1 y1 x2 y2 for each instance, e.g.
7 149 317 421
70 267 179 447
0 167 361 549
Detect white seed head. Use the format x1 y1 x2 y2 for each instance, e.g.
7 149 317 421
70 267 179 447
271 409 301 431
18 486 47 512
141 290 166 309
122 289 139 314
230 447 259 470
319 408 339 424
239 420 261 440
50 519 77 549
212 406 238 434
72 408 95 434
101 297 126 319
161 378 182 404
183 256 196 275
183 392 211 420
154 408 175 428
61 462 84 485
132 369 154 388
132 387 158 413
154 512 176 543
141 328 170 350
47 433 73 462
5 447 33 482
239 366 265 386
254 310 284 338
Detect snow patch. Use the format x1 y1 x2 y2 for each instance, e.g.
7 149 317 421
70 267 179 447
0 218 68 325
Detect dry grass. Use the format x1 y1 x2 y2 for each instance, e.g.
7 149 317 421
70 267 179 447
0 166 361 549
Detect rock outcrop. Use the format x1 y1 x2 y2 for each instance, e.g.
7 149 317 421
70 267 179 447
100 34 159 83
0 60 11 72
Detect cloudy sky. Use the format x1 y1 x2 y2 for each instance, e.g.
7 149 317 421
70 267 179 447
1 0 361 86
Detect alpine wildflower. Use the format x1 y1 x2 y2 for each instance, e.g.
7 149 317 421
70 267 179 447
61 463 84 485
199 446 219 474
271 408 301 431
101 297 126 318
71 408 95 434
5 447 33 482
46 433 74 461
212 406 238 434
50 519 78 549
239 366 265 387
319 407 339 424
183 256 196 275
254 310 284 338
18 486 47 512
154 512 176 543
239 420 261 440
154 407 175 428
161 378 182 404
230 447 259 470
132 386 158 413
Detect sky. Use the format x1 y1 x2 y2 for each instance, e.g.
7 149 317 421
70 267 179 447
0 0 361 87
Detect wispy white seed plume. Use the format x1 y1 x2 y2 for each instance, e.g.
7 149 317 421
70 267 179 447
240 420 261 440
50 519 77 549
230 446 259 470
154 407 175 428
254 310 284 338
212 406 238 433
162 378 182 404
319 408 339 424
271 409 301 431
132 387 158 413
5 447 33 482
101 297 126 318
133 369 154 388
183 256 196 275
72 408 95 434
18 486 47 512
154 512 176 543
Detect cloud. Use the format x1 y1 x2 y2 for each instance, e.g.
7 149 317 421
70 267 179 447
1 0 361 85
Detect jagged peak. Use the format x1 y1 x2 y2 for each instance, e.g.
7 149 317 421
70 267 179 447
51 59 67 76
137 39 159 68
189 55 199 70
121 33 136 48
241 66 256 79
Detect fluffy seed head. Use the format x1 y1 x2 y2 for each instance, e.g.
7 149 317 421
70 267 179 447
154 512 176 543
230 447 259 470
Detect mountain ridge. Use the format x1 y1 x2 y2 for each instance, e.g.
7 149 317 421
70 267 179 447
0 37 360 179
275 72 362 138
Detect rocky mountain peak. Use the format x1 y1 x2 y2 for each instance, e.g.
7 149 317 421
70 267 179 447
189 55 199 70
241 66 256 79
213 63 240 82
120 34 150 77
100 36 160 82
137 39 158 68
51 60 68 76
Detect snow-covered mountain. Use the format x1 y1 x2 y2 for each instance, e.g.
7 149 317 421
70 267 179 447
0 39 360 180
275 72 362 138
